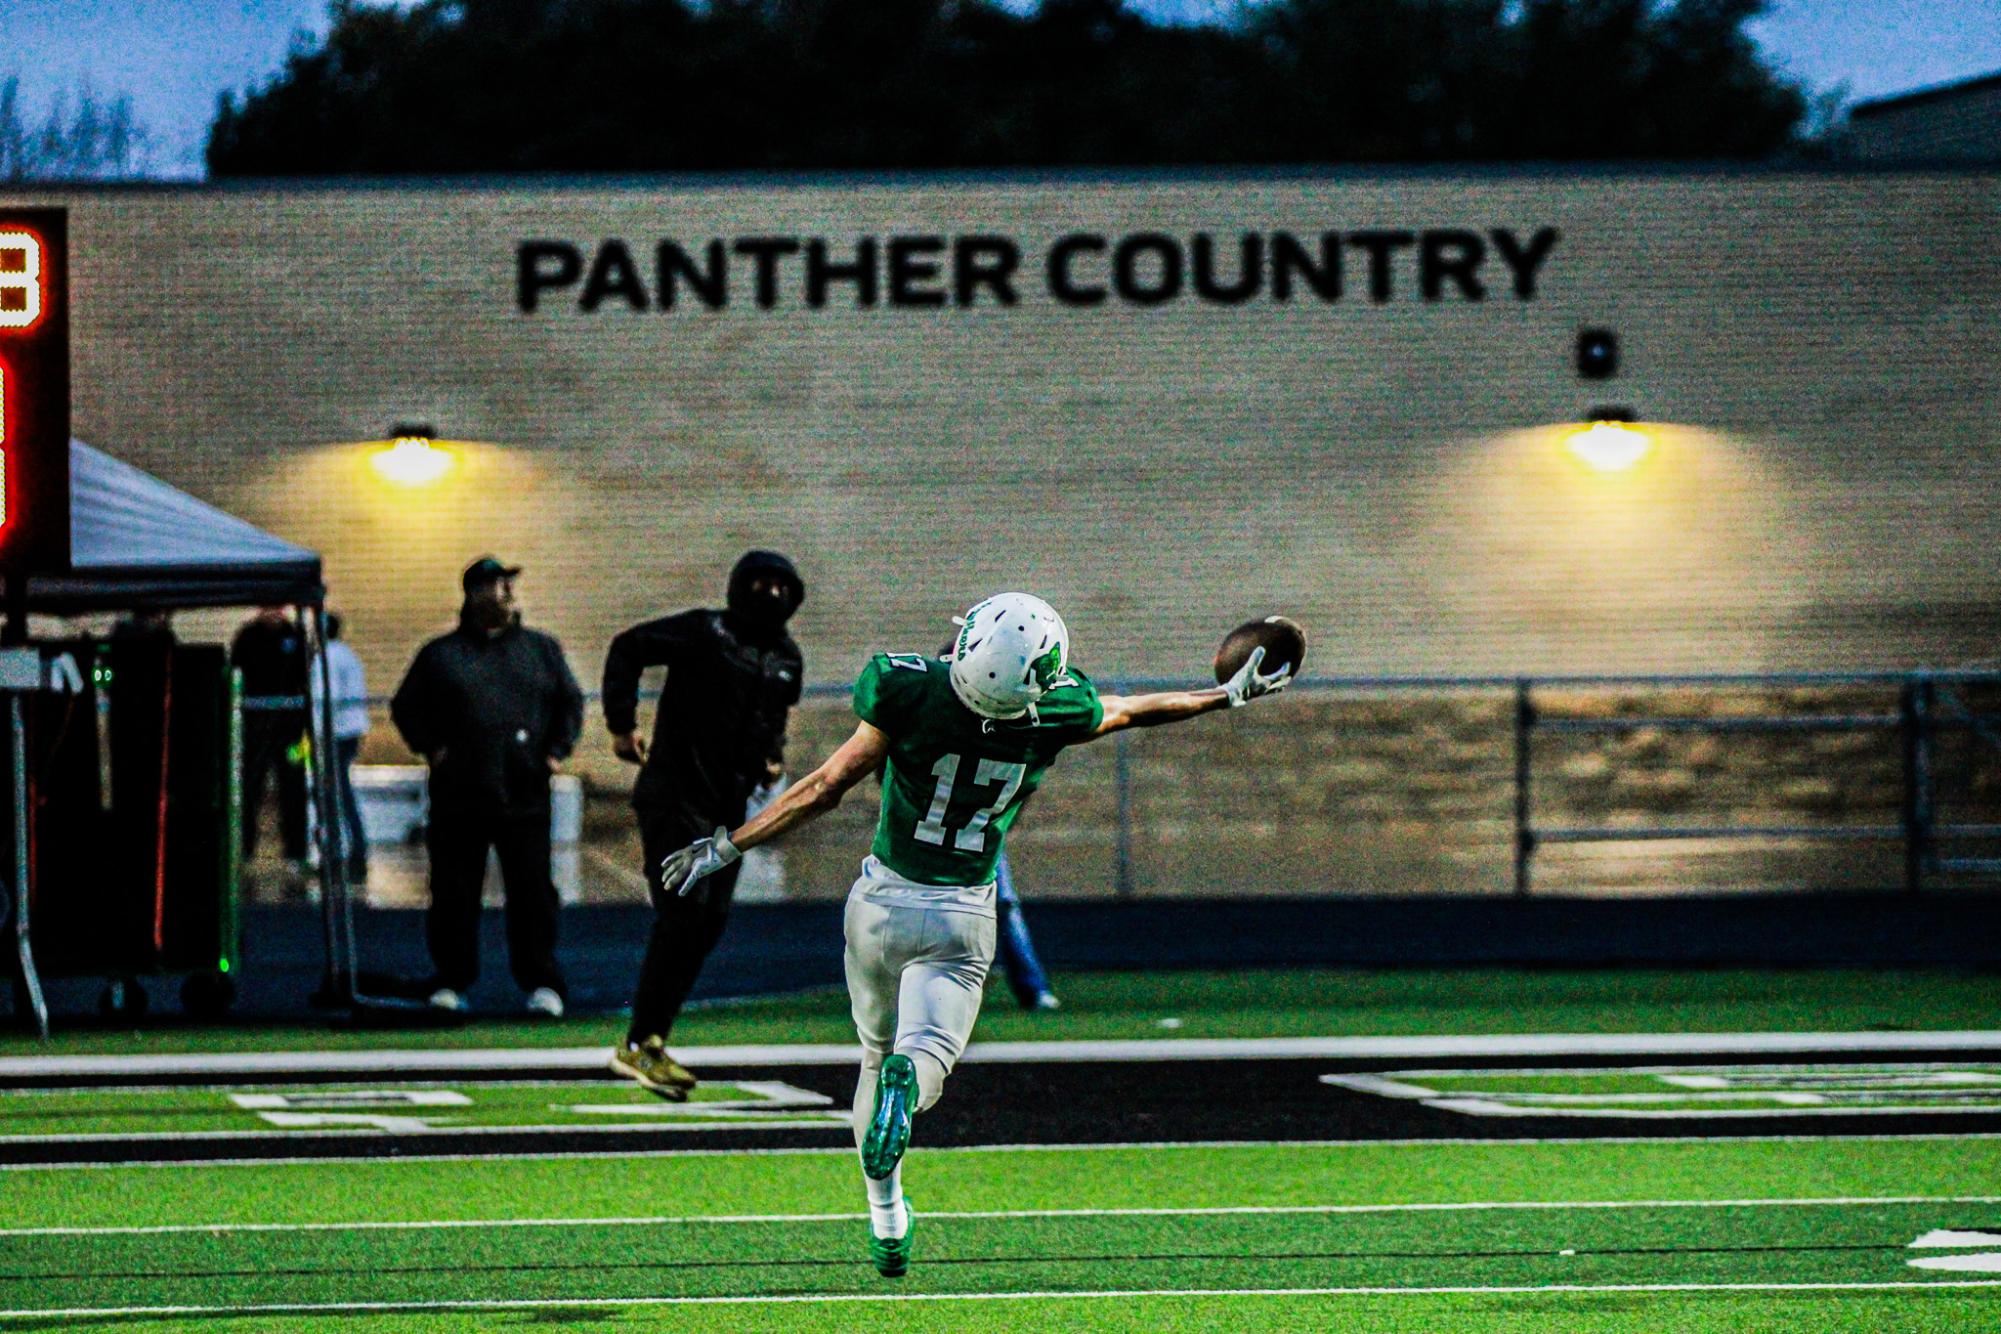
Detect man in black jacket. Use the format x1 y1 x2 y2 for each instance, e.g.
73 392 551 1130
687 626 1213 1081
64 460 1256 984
231 606 309 864
603 550 804 1097
391 557 584 1017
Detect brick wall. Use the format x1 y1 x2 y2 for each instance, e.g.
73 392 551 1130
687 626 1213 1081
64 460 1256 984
4 170 1997 692
6 168 1999 897
344 678 2001 899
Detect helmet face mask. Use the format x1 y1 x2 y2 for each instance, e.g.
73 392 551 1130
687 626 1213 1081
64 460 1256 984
947 592 1070 720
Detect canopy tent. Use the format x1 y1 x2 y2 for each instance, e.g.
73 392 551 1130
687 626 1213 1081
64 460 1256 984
5 439 323 613
2 440 349 1038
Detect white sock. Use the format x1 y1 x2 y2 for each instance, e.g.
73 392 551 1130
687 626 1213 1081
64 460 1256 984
852 1063 880 1149
866 1167 907 1239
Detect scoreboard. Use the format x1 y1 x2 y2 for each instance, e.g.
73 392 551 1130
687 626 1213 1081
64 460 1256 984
0 207 70 576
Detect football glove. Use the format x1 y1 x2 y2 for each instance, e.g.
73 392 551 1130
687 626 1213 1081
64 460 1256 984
1222 644 1293 707
660 826 742 896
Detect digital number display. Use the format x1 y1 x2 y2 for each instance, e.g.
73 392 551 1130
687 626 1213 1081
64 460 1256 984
0 357 8 530
0 208 70 574
0 226 37 531
0 230 44 330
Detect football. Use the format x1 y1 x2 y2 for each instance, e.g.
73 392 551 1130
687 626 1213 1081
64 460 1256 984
1212 615 1308 684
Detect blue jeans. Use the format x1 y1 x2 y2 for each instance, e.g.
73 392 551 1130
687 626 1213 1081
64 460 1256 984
994 853 1053 1007
332 736 369 877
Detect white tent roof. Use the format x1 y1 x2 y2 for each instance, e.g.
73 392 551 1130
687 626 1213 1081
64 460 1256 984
9 440 323 611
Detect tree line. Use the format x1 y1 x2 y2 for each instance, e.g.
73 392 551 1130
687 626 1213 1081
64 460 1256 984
207 0 1808 176
1 77 151 181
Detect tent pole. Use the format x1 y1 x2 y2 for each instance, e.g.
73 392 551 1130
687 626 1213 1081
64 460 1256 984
2 580 27 647
305 605 346 1007
11 694 47 1038
313 603 360 1007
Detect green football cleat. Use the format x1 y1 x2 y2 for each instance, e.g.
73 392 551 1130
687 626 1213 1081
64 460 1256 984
861 1053 916 1180
868 1199 913 1278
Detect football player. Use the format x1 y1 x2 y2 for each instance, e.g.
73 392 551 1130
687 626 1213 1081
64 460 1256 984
934 635 1058 1012
658 592 1291 1278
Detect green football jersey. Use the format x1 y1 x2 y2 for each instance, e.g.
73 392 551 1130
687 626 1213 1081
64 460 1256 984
853 652 1104 886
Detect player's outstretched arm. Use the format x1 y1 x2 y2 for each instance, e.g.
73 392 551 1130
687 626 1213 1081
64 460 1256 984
733 721 888 850
1089 645 1292 739
658 722 890 895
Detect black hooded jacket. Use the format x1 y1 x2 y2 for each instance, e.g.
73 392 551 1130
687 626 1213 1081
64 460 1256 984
602 551 805 824
391 616 585 817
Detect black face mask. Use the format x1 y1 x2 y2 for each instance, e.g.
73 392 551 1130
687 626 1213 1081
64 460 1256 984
724 553 803 640
726 593 793 640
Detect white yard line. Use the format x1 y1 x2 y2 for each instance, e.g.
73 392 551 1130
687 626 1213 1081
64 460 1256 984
1362 1063 2001 1080
1322 1063 2001 1119
5 1281 1998 1319
7 1128 2001 1171
0 1118 851 1146
0 1079 754 1097
1420 1099 2001 1119
5 1193 1998 1239
6 1030 2001 1079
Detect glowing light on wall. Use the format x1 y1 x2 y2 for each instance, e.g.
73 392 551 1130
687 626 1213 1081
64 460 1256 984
1565 406 1651 473
0 231 44 330
1419 420 1797 673
1566 419 1652 472
370 434 455 486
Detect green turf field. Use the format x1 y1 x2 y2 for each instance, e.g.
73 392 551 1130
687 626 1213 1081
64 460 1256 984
1325 1064 2001 1117
2 1136 1998 1330
11 1066 2001 1144
6 966 1997 1054
0 1078 850 1138
4 968 1997 1330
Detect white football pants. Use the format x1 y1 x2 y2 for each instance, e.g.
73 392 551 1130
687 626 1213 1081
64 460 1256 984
843 863 996 1131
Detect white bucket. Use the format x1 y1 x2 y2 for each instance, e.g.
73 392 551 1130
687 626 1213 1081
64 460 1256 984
353 765 429 844
339 766 585 905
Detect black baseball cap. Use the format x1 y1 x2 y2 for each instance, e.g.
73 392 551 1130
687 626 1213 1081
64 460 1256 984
462 556 523 591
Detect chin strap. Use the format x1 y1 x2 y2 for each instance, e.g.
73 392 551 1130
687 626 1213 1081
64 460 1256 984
981 701 1039 734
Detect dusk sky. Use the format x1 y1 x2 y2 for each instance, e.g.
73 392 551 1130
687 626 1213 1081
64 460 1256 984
3 0 1998 178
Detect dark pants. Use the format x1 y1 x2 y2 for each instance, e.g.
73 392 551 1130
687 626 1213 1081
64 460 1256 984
242 713 308 860
331 736 369 879
424 803 566 998
627 806 742 1046
995 853 1054 1007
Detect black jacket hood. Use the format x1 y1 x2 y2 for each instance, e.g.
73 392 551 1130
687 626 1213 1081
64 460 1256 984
726 550 805 622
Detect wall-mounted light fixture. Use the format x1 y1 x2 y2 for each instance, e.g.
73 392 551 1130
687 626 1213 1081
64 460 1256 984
1566 404 1651 473
369 421 454 486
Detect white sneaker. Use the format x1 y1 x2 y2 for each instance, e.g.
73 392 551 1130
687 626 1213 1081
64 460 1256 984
525 987 565 1018
427 987 468 1013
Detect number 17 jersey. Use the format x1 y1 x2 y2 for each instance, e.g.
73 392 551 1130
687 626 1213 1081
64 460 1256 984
853 652 1104 889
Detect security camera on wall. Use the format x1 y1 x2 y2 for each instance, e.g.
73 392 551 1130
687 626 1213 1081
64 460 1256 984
1575 327 1619 380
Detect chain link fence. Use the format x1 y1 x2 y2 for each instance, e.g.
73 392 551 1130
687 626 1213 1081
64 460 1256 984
254 672 2001 905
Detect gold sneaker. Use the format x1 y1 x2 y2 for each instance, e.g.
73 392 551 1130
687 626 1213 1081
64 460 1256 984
609 1036 698 1100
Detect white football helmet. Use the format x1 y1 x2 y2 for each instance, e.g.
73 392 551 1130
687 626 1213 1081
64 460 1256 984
947 592 1071 720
